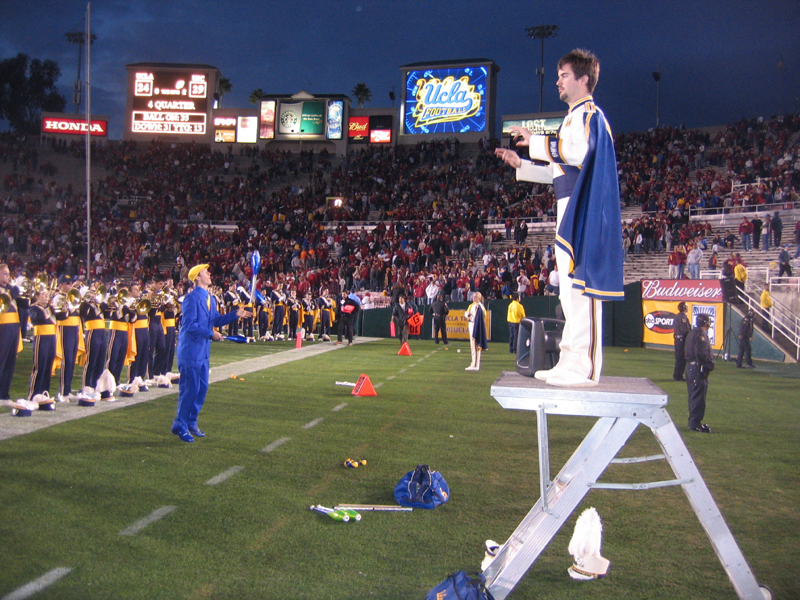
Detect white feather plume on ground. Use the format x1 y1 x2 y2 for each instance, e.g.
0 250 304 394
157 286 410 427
568 507 610 580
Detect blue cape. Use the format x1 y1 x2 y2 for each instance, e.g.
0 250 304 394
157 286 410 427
554 105 624 301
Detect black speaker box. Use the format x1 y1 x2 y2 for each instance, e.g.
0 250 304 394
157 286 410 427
516 317 564 377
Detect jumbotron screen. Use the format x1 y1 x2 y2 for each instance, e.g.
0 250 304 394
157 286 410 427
403 66 487 135
131 70 209 135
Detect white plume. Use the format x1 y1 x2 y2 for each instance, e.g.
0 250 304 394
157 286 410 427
569 507 603 561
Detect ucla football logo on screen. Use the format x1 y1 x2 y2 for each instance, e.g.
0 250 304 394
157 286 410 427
412 76 481 128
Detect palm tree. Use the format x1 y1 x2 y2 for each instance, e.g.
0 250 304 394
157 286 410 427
351 83 373 108
217 77 232 107
249 88 267 105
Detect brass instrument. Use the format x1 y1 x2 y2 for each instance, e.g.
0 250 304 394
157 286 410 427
134 298 152 316
51 289 81 313
153 290 178 310
91 284 107 304
107 289 129 310
0 292 11 314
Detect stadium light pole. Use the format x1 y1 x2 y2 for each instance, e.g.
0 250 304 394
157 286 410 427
526 24 559 113
652 67 661 128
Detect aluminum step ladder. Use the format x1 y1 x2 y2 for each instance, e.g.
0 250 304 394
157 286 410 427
484 371 769 600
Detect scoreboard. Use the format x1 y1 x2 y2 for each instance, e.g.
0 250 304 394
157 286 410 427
125 63 218 141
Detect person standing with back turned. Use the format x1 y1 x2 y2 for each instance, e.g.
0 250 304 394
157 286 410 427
171 264 251 443
684 313 714 433
496 48 624 386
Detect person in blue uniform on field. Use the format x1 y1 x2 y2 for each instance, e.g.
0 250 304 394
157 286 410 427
27 288 57 402
171 264 251 443
0 263 22 400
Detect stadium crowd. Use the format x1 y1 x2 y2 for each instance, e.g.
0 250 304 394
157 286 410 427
1 112 799 303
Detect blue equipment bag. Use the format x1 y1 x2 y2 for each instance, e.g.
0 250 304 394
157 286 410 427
424 571 495 600
394 464 449 509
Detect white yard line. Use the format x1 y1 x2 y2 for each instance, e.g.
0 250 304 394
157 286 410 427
261 437 292 453
205 466 244 486
331 403 348 412
302 418 324 429
119 506 177 536
1 568 72 600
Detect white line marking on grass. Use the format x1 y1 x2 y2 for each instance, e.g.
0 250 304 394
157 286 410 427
303 418 323 429
205 466 244 486
331 403 347 412
398 369 407 374
425 353 433 358
262 437 291 453
408 363 417 367
417 358 425 363
1 567 72 600
119 506 176 536
374 382 383 389
386 375 396 380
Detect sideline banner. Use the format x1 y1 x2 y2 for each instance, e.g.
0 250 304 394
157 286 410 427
641 279 724 350
445 310 492 341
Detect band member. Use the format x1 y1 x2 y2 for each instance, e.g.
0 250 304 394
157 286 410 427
301 292 317 341
316 289 334 342
0 263 22 400
257 291 273 341
237 284 254 338
128 282 151 390
105 285 135 388
271 283 287 340
80 280 109 398
161 281 179 376
27 287 57 404
496 49 623 386
16 270 31 342
224 282 240 336
287 290 301 340
53 274 84 402
147 275 167 379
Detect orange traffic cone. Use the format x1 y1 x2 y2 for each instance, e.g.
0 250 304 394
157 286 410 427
296 328 303 349
352 374 377 397
398 342 412 356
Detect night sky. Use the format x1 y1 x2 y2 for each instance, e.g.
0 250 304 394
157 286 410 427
2 0 798 140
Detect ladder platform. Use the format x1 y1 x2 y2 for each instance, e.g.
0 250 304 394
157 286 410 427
483 371 767 600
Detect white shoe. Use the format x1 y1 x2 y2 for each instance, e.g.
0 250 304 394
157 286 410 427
57 393 70 403
546 371 597 387
534 368 556 381
465 366 478 371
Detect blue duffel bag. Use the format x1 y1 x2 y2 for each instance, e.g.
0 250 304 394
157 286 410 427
394 464 449 509
424 571 495 600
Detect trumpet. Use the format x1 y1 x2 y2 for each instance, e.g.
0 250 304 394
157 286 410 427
51 289 81 313
86 284 107 305
107 289 129 310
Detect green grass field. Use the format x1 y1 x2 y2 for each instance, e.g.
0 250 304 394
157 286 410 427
1 339 797 600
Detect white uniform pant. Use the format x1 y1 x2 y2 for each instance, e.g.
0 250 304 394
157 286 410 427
554 197 603 381
468 323 481 370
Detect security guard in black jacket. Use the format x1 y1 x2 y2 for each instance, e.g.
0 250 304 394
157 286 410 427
736 309 755 368
672 301 691 381
684 313 714 433
431 293 449 346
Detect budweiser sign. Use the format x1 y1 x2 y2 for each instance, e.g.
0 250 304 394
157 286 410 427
641 279 723 302
348 117 369 137
42 117 108 136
